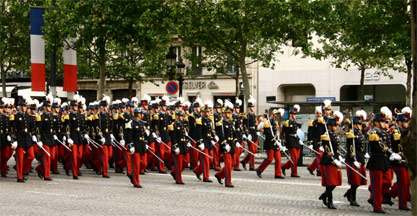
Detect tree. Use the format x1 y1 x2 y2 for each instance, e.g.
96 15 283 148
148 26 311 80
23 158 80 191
0 0 32 97
311 0 398 101
170 0 316 106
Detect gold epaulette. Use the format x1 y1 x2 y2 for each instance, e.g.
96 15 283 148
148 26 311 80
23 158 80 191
112 114 118 120
168 123 174 131
153 114 159 121
393 129 401 141
172 114 176 120
263 121 270 128
308 120 314 127
208 115 214 122
196 117 202 125
92 114 98 120
242 113 248 120
35 115 41 122
184 116 189 122
369 131 380 142
320 133 330 141
189 113 194 118
9 115 15 121
345 130 355 139
119 113 124 119
317 117 325 124
215 120 222 126
87 116 93 121
283 120 289 127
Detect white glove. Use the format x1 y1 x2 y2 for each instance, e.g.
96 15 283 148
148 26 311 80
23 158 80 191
319 146 324 152
63 136 67 142
145 145 150 150
247 135 252 141
130 147 135 154
281 146 287 152
152 132 158 139
185 131 188 137
256 131 262 136
364 153 370 159
215 135 219 142
175 147 180 155
120 139 125 146
32 135 37 142
187 142 192 148
53 135 58 140
37 141 43 148
125 120 132 129
353 161 361 169
299 140 303 145
100 137 106 144
236 142 242 148
308 145 313 149
145 129 150 136
156 137 162 143
338 156 345 163
333 159 342 167
389 153 402 161
68 138 74 145
7 135 11 142
110 134 115 140
84 134 90 140
11 141 18 149
225 144 231 152
199 143 205 151
242 134 247 140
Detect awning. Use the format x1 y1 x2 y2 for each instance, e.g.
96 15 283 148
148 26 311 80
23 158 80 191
0 86 16 97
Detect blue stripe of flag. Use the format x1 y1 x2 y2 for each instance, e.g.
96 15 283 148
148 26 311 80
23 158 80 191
30 7 45 35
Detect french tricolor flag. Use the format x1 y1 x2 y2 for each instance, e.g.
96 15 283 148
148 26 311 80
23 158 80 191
30 7 46 92
63 38 77 92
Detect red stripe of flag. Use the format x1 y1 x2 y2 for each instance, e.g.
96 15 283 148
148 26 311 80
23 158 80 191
31 63 45 91
63 64 77 92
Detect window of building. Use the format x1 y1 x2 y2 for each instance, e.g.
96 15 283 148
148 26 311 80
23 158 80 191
190 46 202 76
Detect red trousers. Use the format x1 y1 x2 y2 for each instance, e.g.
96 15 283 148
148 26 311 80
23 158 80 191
212 143 220 170
0 145 13 175
215 152 234 186
156 141 171 172
346 163 367 186
233 143 243 170
388 166 409 208
146 142 156 170
320 164 342 186
51 146 59 173
194 148 212 180
369 169 388 211
16 146 35 180
282 148 301 176
307 148 323 172
36 145 56 179
100 145 110 176
171 153 190 183
79 144 91 170
257 149 282 176
190 141 200 169
241 141 259 169
66 144 83 177
131 152 146 186
162 141 172 169
119 145 132 176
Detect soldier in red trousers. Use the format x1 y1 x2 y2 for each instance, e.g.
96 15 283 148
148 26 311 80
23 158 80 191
170 110 190 184
281 104 301 177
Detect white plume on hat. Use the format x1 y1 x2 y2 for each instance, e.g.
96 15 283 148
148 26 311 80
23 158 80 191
323 99 332 109
248 95 256 104
155 97 161 105
380 106 392 119
183 101 191 108
9 98 15 106
235 98 242 106
162 95 170 102
112 101 117 105
23 95 32 105
195 95 203 106
54 97 62 106
79 96 86 106
73 93 80 103
177 97 184 104
122 98 129 104
278 108 285 116
401 106 412 118
32 99 40 109
294 104 300 113
61 102 68 108
204 99 213 109
143 94 151 103
217 99 223 106
46 93 54 104
224 99 234 110
334 111 344 125
315 106 322 114
102 94 111 105
131 97 139 106
355 110 367 120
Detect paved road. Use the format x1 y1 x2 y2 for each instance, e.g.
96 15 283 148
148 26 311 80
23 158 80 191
0 157 411 216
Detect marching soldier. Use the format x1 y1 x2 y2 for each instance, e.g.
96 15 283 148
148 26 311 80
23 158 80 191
188 96 202 169
214 100 236 187
307 106 326 176
65 98 84 179
281 105 301 177
212 99 223 171
11 96 36 183
170 110 190 184
318 114 343 210
256 109 284 179
153 96 171 173
232 98 243 171
96 95 113 178
50 98 62 174
241 96 258 171
343 110 368 206
0 98 14 177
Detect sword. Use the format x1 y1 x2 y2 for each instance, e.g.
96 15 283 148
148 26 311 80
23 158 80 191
37 143 51 157
87 138 103 148
299 142 320 154
111 140 123 151
257 132 293 164
243 136 261 148
55 138 72 152
339 145 348 154
185 134 213 159
112 137 127 151
341 160 368 181
239 145 258 157
144 146 164 164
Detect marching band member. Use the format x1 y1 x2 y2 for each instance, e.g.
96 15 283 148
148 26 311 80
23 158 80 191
307 106 325 176
281 104 301 177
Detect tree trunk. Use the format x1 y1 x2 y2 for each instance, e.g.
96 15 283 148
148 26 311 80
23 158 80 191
0 57 6 97
128 76 133 99
358 67 365 101
239 54 250 112
98 60 105 100
406 58 413 107
235 66 240 97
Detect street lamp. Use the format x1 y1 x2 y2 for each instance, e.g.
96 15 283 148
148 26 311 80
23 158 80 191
166 47 177 80
177 58 186 96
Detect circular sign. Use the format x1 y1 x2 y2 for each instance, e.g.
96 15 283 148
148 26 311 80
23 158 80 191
166 81 179 95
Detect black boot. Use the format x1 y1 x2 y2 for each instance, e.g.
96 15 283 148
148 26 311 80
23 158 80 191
382 193 394 206
343 189 351 202
350 186 360 206
327 193 336 209
319 193 328 206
